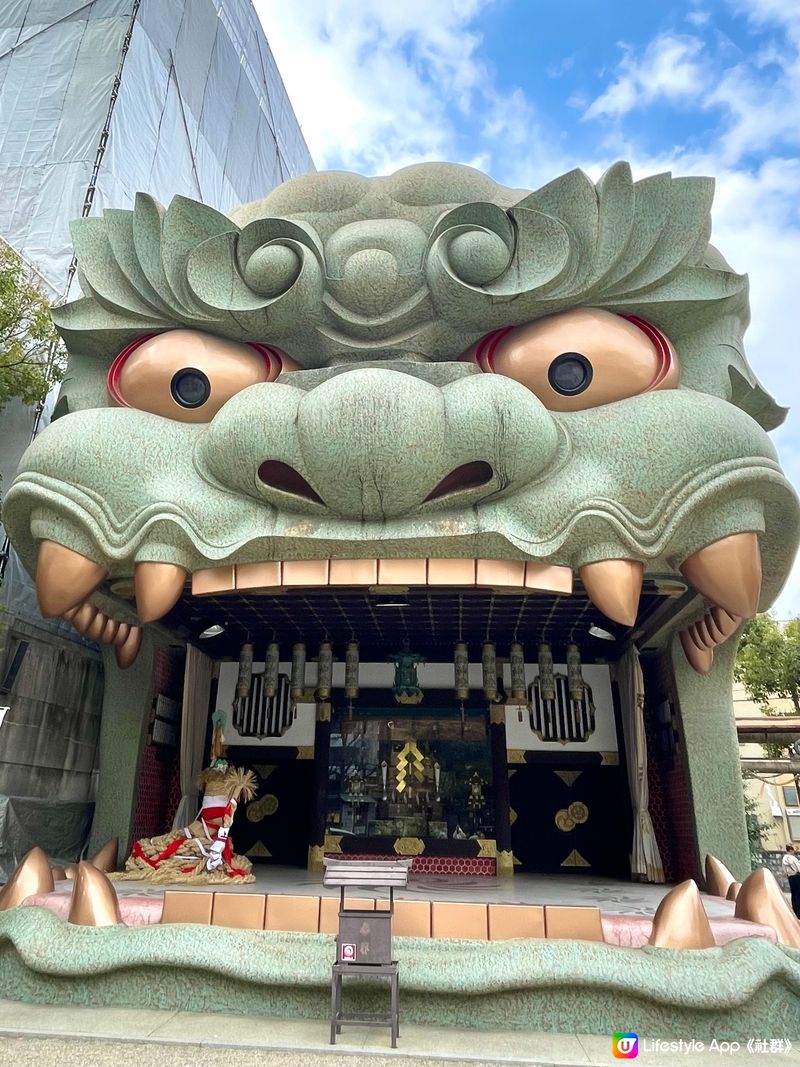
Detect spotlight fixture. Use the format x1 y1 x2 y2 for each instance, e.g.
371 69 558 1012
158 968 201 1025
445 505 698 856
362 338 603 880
588 624 616 641
199 623 226 638
374 596 409 609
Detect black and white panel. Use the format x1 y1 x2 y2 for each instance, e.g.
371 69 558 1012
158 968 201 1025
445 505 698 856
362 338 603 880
529 673 596 743
237 672 295 739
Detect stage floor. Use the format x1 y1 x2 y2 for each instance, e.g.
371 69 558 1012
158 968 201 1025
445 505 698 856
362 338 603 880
97 866 736 919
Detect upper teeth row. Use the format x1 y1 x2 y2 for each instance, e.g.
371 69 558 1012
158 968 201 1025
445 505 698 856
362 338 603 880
34 533 761 672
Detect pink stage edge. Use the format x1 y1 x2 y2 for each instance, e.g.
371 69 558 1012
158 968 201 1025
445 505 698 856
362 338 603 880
22 890 778 945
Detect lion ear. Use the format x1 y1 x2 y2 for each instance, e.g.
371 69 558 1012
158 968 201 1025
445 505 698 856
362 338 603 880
729 366 788 431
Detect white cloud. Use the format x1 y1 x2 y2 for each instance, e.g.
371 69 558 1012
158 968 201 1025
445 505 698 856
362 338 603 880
254 0 493 174
576 7 800 612
254 1 800 615
582 34 706 120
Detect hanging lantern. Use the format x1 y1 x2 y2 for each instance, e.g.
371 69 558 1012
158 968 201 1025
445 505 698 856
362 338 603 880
509 641 526 702
236 642 253 700
264 641 280 698
567 642 584 702
537 642 555 702
345 640 360 699
290 642 306 700
454 641 469 701
317 640 333 700
482 641 497 702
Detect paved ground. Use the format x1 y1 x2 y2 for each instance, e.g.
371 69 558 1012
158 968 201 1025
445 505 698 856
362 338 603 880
1 1000 798 1067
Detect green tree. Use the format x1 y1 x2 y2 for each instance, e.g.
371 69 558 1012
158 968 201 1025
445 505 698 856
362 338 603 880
742 777 771 868
0 241 64 412
735 614 800 714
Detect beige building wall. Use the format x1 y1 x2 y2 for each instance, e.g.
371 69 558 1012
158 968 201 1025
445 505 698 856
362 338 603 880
735 682 798 850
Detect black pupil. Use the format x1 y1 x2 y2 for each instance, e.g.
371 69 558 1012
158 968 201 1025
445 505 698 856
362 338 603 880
548 352 592 396
171 368 210 408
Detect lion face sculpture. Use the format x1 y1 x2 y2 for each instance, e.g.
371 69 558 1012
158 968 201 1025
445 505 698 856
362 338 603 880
4 162 798 670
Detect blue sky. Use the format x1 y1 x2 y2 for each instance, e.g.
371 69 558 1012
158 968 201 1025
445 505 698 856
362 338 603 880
256 0 800 616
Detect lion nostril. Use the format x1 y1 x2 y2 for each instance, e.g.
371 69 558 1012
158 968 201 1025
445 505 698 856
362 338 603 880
425 461 494 503
258 461 323 504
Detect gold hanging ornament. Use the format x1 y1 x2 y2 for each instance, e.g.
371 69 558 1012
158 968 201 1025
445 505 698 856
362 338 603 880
566 642 584 702
316 640 333 700
395 740 425 793
290 642 306 700
482 641 497 702
344 640 360 699
264 641 279 698
537 642 555 702
236 642 253 700
509 641 526 701
454 641 469 700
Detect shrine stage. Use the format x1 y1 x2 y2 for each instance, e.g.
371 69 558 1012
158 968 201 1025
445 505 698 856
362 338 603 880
22 865 754 947
4 865 800 1041
31 865 740 914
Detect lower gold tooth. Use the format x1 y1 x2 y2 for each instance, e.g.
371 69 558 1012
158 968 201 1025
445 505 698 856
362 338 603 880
0 847 54 911
67 603 97 635
679 630 714 674
649 880 715 949
710 605 741 638
735 868 800 948
115 626 142 669
67 862 121 927
85 611 108 642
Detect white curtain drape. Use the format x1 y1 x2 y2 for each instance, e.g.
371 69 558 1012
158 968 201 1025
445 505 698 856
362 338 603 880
618 646 665 883
172 645 214 830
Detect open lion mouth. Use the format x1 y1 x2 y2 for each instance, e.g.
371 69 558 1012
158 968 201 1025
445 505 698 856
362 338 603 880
34 534 759 675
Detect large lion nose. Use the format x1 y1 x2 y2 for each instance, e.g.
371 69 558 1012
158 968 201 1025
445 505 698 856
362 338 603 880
289 368 559 520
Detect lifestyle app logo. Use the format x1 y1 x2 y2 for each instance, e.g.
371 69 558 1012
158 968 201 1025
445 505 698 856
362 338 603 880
612 1033 639 1058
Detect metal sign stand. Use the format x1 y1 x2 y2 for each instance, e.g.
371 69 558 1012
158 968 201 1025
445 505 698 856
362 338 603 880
324 858 411 1048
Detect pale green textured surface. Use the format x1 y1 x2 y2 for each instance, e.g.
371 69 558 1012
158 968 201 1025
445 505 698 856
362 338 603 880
4 162 797 597
671 637 751 880
1 908 799 1039
3 160 800 935
87 638 154 857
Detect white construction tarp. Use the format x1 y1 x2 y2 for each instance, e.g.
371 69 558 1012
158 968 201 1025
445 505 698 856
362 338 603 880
0 0 314 299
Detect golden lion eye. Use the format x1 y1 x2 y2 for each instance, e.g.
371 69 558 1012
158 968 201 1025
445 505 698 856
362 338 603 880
462 308 679 411
107 329 297 423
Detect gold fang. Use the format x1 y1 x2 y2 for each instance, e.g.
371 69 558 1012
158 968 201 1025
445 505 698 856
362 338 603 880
704 853 735 898
67 862 122 927
134 562 187 623
90 838 119 873
0 847 54 911
36 541 107 618
735 868 800 948
649 879 715 949
680 532 762 618
579 559 643 627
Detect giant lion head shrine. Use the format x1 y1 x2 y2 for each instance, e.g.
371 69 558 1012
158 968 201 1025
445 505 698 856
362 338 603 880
1 160 799 1039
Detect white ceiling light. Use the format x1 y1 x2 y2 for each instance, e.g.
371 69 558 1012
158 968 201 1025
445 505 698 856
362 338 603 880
199 623 226 638
588 624 615 641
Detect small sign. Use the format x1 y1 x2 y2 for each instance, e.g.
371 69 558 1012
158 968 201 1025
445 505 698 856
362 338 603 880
340 942 357 962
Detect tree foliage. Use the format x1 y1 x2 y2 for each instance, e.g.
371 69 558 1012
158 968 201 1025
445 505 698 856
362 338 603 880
735 614 800 714
742 778 771 868
0 242 64 412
